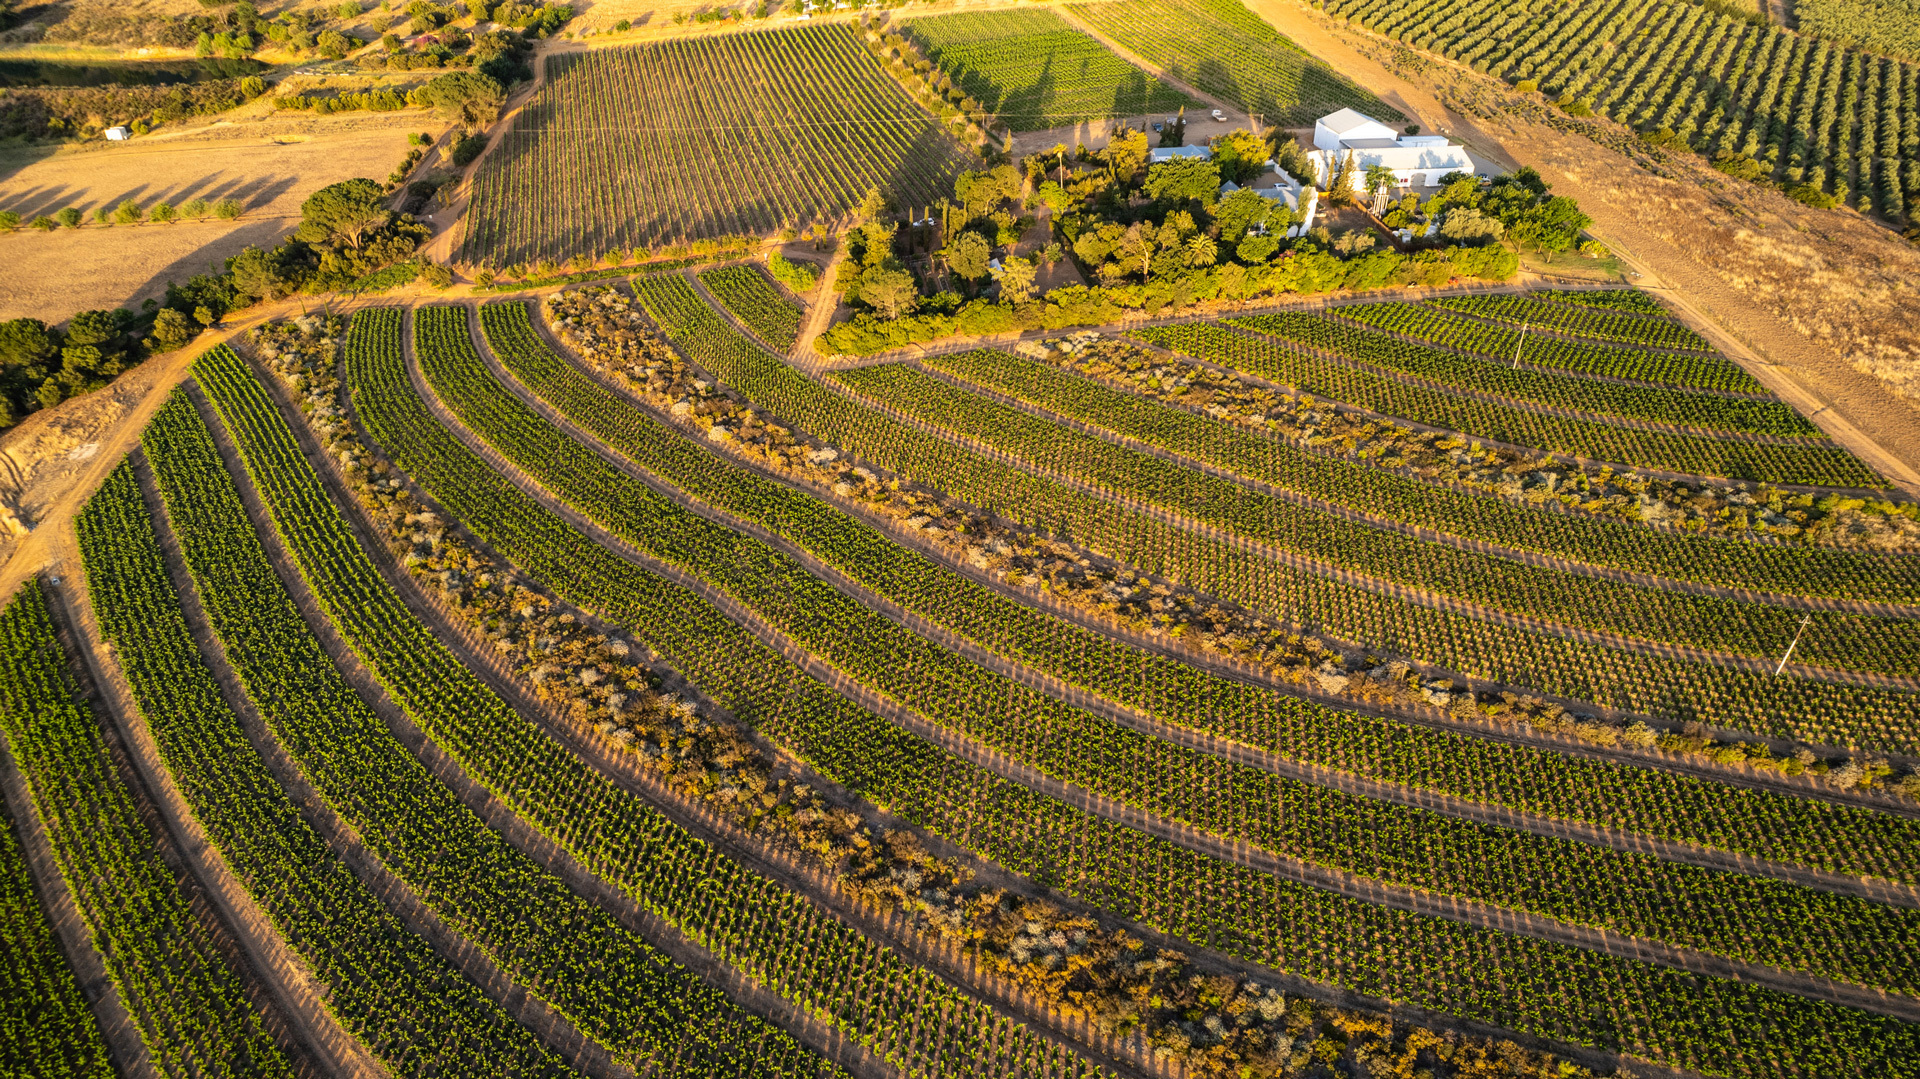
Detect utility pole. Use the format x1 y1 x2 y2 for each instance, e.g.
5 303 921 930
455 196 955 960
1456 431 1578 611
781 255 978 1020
1773 613 1813 676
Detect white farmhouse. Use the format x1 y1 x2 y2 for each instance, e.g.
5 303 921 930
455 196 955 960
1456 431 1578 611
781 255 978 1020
1312 108 1399 151
1306 108 1476 188
1235 168 1318 236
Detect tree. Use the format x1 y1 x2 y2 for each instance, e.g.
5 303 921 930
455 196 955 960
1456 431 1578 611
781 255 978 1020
296 179 390 249
1272 136 1315 186
1327 150 1357 204
1183 234 1217 269
945 230 992 285
113 199 144 224
1143 156 1221 208
1210 129 1270 185
1363 164 1396 200
1438 206 1504 245
859 266 919 319
146 309 196 353
228 244 305 300
998 256 1037 303
54 207 82 228
416 71 505 124
0 211 17 231
0 319 57 371
1212 188 1271 246
1105 128 1149 182
318 29 353 58
150 202 178 224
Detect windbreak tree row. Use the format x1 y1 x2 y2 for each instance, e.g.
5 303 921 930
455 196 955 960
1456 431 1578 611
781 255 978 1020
195 335 1111 1079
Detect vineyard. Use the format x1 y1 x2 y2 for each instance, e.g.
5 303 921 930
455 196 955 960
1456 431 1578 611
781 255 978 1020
457 23 977 266
899 9 1195 131
12 155 1920 1079
1066 0 1400 124
1318 0 1920 215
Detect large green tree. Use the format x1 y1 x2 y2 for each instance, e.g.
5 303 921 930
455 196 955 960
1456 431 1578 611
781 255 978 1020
295 179 391 250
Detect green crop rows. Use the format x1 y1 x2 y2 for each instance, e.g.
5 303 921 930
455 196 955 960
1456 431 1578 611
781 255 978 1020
1337 300 1751 391
456 298 1920 999
636 274 1920 756
1253 308 1814 435
928 346 1919 601
1538 289 1674 315
458 23 975 264
1320 0 1916 215
1427 293 1716 354
1142 319 1884 488
142 390 828 1078
699 265 804 351
0 576 290 1079
407 289 1920 1079
1067 0 1397 125
77 459 580 1079
486 296 1920 887
197 332 1098 1079
0 650 113 1079
912 347 1920 669
900 8 1194 130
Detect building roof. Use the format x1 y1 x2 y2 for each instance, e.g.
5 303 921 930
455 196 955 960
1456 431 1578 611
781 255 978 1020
1148 145 1212 163
1317 108 1387 136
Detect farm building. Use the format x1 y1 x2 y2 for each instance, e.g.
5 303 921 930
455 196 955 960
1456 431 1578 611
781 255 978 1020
1147 145 1211 164
104 126 131 141
1306 107 1475 187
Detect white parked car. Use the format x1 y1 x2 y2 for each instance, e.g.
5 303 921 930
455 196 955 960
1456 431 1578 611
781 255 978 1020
1209 109 1226 122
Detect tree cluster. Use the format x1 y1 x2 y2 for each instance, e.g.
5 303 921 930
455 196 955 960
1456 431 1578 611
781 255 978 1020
0 73 268 140
820 128 1567 356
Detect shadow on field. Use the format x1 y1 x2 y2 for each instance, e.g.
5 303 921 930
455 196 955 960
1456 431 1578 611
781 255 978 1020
1 170 301 223
116 216 295 313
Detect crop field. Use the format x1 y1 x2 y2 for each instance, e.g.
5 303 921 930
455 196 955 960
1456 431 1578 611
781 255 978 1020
457 23 977 266
1320 0 1920 214
11 273 1919 1079
899 9 1196 131
1067 0 1400 124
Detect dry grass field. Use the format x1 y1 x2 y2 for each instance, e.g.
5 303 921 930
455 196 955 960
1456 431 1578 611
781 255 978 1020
0 112 424 320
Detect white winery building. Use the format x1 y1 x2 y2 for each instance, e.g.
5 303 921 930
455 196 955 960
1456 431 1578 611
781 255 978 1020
1306 107 1477 188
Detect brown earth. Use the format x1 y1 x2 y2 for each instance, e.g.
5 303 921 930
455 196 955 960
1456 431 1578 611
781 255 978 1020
0 113 426 321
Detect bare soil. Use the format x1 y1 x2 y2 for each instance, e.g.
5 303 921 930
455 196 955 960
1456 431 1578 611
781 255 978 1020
0 114 423 321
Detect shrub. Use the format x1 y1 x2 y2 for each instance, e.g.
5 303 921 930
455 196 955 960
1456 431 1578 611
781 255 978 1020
0 211 18 231
767 252 820 291
1785 183 1839 209
421 262 454 288
214 197 245 219
181 198 213 219
30 215 57 231
450 131 487 167
149 202 178 224
113 199 144 224
54 207 82 228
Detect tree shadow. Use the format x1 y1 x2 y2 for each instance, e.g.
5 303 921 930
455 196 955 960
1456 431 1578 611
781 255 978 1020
116 216 295 313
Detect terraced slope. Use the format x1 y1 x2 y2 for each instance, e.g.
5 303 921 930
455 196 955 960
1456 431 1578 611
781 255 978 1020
0 710 114 1079
76 462 579 1079
479 299 1920 889
0 577 291 1079
448 299 1920 1000
636 275 1920 757
194 337 1104 1079
142 390 830 1078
